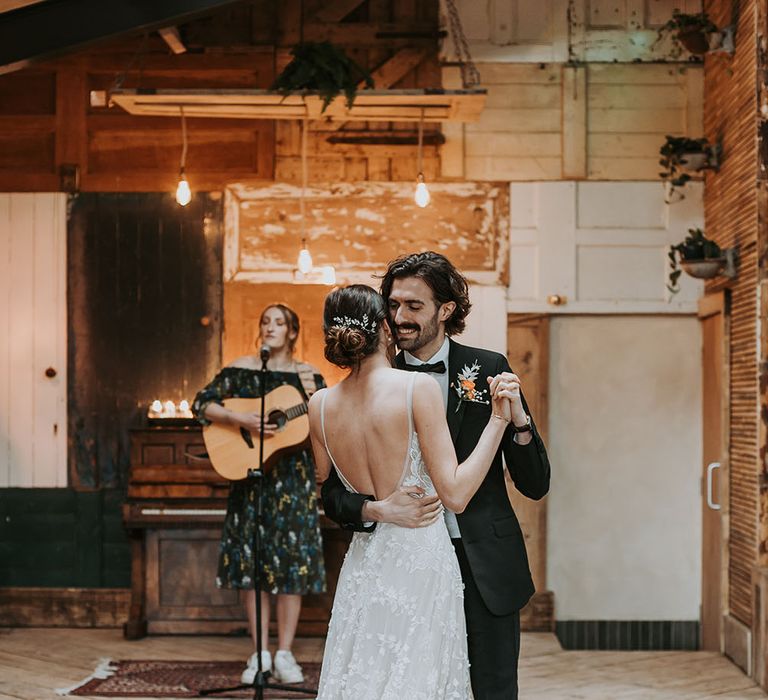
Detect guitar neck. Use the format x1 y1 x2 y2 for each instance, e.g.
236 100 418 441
285 402 308 421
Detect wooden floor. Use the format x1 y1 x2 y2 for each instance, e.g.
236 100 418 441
0 628 764 699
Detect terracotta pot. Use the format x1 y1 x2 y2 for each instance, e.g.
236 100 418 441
680 257 726 279
677 28 710 55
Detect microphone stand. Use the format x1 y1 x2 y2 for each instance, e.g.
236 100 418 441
200 345 317 699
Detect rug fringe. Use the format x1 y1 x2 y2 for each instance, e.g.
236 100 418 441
55 657 117 696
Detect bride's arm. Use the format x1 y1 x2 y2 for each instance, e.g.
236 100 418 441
307 389 332 482
414 374 511 513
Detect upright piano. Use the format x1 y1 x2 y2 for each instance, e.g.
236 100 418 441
122 422 349 639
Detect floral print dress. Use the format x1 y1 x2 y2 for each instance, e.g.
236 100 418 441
193 366 326 594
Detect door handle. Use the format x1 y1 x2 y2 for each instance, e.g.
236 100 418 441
707 462 721 511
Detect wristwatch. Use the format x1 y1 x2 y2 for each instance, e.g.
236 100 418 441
510 414 532 434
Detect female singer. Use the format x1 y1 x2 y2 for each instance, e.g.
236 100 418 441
193 303 326 685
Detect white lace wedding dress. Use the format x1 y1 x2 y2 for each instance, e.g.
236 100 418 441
316 376 472 700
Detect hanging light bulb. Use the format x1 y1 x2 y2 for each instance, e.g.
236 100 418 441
175 106 191 206
414 109 430 208
176 169 191 206
414 173 430 208
320 265 336 285
297 238 313 274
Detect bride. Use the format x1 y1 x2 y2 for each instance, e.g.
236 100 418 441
307 284 515 699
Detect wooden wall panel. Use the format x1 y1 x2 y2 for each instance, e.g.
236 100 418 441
442 0 569 63
446 63 703 182
507 314 549 592
587 64 703 179
570 0 704 62
67 194 222 489
0 41 276 193
224 181 509 285
462 63 563 181
0 194 67 488
444 0 705 63
0 71 56 114
702 0 759 629
0 70 57 185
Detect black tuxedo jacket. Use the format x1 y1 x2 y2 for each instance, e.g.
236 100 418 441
320 339 551 616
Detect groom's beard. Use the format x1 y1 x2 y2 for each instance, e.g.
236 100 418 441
393 309 440 353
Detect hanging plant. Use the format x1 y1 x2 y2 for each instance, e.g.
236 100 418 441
657 10 723 58
667 228 724 294
272 42 374 112
658 10 720 56
659 135 718 202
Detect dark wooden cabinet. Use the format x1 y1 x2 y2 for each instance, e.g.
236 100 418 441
122 424 349 638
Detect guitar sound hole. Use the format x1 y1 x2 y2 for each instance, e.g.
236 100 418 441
268 410 288 430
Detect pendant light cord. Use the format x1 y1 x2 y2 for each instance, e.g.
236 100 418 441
300 116 308 242
416 109 424 175
179 106 188 173
417 109 424 176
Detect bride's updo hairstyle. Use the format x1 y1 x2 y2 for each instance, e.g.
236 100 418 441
323 284 388 369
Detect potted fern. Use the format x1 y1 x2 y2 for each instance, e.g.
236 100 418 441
659 135 718 202
659 10 720 55
272 42 374 113
668 228 725 294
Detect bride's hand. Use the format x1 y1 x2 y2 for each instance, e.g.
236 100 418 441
487 375 517 424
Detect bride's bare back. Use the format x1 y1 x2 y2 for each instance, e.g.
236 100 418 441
311 367 417 499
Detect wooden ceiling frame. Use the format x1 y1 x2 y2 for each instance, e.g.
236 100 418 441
109 88 487 123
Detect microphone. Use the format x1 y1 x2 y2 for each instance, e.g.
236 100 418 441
260 344 271 363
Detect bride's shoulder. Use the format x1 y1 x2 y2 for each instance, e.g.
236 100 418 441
386 370 441 404
306 387 331 436
308 385 328 402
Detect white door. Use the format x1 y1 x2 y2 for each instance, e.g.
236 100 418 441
0 193 67 487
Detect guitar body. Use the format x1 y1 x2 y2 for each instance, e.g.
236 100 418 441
202 384 310 481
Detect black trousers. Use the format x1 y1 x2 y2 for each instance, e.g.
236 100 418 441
452 538 521 700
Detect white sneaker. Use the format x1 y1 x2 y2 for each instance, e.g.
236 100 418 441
240 650 272 684
273 649 304 683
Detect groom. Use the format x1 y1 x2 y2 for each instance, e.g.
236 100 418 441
321 251 551 699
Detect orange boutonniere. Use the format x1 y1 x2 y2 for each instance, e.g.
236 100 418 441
452 360 489 411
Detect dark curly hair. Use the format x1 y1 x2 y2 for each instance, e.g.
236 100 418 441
379 251 471 336
323 285 387 369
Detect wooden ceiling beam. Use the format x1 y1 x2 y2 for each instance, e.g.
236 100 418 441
158 26 186 54
311 0 367 23
0 0 241 75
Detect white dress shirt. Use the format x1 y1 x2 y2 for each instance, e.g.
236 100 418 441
403 336 462 539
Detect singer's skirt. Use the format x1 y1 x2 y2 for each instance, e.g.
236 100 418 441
216 446 327 594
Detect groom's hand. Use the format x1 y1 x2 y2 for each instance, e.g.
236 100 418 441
362 486 443 528
488 371 526 425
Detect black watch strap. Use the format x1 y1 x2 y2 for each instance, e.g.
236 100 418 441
511 415 532 434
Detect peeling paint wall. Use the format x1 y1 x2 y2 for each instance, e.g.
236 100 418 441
224 181 509 285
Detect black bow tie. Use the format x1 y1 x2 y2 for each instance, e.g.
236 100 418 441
403 360 446 374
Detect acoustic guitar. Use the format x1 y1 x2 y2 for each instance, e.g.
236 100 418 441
202 384 310 480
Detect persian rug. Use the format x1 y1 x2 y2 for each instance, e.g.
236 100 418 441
56 659 320 698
